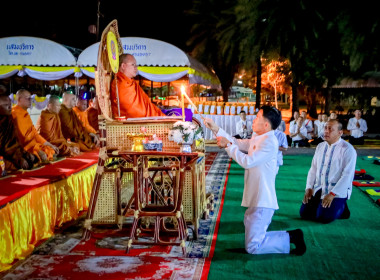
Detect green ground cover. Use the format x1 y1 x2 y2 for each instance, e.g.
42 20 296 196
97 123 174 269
208 154 380 280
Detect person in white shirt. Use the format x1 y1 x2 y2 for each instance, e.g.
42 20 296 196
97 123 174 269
300 119 356 223
328 111 337 121
277 120 286 132
204 106 306 256
311 114 328 145
234 111 253 139
301 111 313 140
287 111 300 146
347 109 367 145
289 117 309 147
313 114 322 138
274 129 288 174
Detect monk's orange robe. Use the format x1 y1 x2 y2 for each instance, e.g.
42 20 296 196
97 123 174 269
110 72 165 119
86 106 99 132
73 106 97 134
59 104 95 152
36 109 79 157
0 115 36 170
11 105 55 161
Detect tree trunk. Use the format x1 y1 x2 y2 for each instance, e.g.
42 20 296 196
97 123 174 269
291 83 299 113
255 57 262 109
221 82 231 102
324 86 332 114
309 89 318 118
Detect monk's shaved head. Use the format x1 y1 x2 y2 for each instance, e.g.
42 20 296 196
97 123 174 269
119 53 134 67
48 95 61 114
0 94 12 115
16 89 31 100
76 96 88 112
48 95 60 104
119 53 138 78
16 89 32 110
62 92 76 109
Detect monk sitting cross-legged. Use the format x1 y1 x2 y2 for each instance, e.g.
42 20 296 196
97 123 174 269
73 95 97 134
11 89 59 163
59 92 99 152
0 94 36 170
110 53 165 119
36 95 80 157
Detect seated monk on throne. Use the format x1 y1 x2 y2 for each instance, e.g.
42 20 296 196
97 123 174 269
36 95 80 157
110 53 165 119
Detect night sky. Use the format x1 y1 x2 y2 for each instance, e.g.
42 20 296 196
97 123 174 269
0 0 193 53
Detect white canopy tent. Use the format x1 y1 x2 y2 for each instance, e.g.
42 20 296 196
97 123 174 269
0 36 80 80
77 37 220 89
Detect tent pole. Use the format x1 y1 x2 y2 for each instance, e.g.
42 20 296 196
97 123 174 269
151 80 153 101
75 76 79 96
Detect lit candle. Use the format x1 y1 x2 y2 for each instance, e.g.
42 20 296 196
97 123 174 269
180 85 186 121
180 85 217 138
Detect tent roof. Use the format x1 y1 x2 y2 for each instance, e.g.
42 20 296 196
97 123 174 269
78 37 195 67
0 36 77 66
77 37 220 88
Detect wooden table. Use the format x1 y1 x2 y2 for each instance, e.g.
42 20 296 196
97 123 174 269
83 147 203 255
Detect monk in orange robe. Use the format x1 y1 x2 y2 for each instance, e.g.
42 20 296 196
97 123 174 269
0 94 36 170
36 95 80 157
110 54 165 119
73 96 97 134
86 96 99 132
11 89 58 162
59 92 99 152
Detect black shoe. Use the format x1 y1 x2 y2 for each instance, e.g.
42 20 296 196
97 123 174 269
287 229 306 256
339 205 350 219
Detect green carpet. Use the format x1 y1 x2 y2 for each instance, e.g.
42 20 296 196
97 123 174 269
208 154 380 280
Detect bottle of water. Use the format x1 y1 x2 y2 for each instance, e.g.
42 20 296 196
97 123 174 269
291 142 294 148
295 142 299 148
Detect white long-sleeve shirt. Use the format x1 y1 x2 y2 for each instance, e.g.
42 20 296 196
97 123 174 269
277 120 286 132
289 121 307 141
236 119 253 138
347 117 368 138
314 120 321 137
218 128 279 209
274 129 288 167
317 121 326 138
303 119 313 139
306 138 356 199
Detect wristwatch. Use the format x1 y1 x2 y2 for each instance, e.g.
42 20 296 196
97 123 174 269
226 142 233 148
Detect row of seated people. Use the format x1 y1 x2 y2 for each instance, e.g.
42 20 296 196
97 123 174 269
0 89 100 173
288 110 368 147
233 109 369 148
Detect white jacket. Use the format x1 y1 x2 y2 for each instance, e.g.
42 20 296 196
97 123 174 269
218 128 279 209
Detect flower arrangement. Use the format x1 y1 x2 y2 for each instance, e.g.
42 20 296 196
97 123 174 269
168 121 203 144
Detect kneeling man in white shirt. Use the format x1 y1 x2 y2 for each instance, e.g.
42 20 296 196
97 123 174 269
300 119 356 223
205 106 306 255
